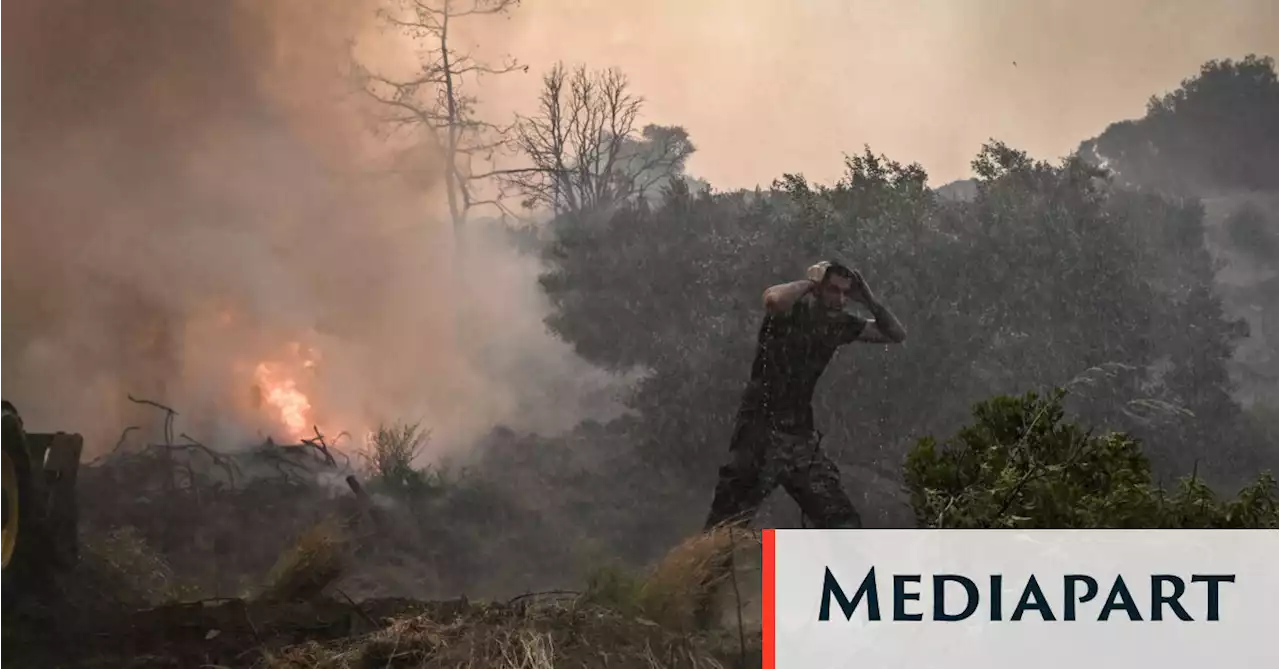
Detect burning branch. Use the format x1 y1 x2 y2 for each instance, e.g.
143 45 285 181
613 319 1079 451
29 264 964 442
105 390 359 496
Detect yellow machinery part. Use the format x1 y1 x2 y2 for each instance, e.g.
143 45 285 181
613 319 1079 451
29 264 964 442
2 449 18 569
2 401 85 586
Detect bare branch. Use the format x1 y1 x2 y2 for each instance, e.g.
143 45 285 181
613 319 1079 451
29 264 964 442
356 0 524 230
504 62 691 216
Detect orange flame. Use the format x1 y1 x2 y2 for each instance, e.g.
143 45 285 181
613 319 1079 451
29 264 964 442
253 361 312 441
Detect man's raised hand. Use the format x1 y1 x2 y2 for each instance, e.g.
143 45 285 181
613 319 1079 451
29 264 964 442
806 261 832 284
849 269 876 305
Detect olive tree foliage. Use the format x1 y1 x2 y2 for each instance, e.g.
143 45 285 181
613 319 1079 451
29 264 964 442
1073 55 1277 459
904 389 1277 529
1078 54 1278 195
505 63 695 216
538 140 1272 505
1219 205 1279 393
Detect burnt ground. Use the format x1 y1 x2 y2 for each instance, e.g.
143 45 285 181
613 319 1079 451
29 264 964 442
3 441 763 668
3 588 442 668
3 556 758 669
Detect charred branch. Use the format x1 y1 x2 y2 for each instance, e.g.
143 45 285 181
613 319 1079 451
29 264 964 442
505 63 694 215
354 0 525 229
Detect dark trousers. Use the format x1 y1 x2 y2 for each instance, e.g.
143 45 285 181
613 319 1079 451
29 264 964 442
702 417 863 531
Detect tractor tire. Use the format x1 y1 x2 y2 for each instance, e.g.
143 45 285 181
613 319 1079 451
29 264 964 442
3 403 39 601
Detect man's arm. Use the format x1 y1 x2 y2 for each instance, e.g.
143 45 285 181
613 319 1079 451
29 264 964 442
762 280 816 315
848 270 906 344
853 296 907 344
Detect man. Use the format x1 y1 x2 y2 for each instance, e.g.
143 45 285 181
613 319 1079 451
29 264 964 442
702 260 906 530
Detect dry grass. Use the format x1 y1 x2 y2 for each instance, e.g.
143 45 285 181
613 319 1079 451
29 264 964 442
8 527 759 668
258 516 352 603
257 526 761 668
72 525 212 607
639 524 758 633
260 601 737 669
583 524 760 634
83 526 175 601
365 421 432 489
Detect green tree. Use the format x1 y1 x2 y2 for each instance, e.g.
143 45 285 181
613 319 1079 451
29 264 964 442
538 140 1266 517
904 389 1278 529
1071 56 1277 475
1224 204 1279 268
1078 55 1278 194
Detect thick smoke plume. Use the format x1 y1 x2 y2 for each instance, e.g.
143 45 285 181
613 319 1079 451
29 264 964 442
2 0 630 456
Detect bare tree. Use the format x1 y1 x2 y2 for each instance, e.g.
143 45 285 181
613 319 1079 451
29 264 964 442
354 0 526 234
506 62 696 216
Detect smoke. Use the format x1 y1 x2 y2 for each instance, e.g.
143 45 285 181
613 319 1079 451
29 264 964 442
5 0 1272 455
1 0 632 456
459 0 1277 189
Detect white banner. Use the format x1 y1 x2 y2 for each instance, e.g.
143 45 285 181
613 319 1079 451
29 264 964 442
766 529 1279 669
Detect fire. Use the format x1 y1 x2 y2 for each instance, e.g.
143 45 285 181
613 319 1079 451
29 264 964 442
253 360 313 441
201 301 344 445
247 342 322 442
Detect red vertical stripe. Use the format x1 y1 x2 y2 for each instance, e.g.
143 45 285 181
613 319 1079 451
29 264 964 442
762 528 777 669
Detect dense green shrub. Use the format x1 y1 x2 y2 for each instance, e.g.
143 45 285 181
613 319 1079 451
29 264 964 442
904 389 1278 529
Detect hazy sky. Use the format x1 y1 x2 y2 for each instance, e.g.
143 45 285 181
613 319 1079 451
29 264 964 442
449 0 1278 189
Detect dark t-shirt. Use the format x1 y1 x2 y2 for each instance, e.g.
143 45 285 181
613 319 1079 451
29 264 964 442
736 295 868 434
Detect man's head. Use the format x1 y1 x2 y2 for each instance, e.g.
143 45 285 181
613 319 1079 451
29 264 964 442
815 260 857 312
